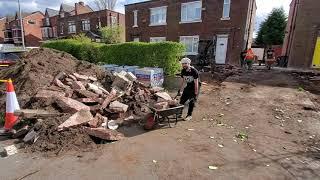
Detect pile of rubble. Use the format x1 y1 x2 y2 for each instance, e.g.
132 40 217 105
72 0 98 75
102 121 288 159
0 48 179 155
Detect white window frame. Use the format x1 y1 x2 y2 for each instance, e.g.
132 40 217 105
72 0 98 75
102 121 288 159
150 37 166 42
222 0 231 20
133 37 140 42
68 21 76 34
149 6 167 26
82 19 90 31
111 16 117 26
133 10 138 27
45 18 50 26
180 35 199 55
180 1 202 24
60 24 64 34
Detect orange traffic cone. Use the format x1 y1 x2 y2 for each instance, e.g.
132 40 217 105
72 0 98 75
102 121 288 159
4 79 20 130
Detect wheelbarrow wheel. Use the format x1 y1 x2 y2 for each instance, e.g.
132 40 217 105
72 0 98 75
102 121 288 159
167 115 178 128
143 113 156 130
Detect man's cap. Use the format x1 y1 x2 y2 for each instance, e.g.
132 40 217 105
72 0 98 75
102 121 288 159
180 57 191 64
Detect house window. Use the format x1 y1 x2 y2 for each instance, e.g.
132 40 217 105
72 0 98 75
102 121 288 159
68 21 76 33
150 37 166 42
222 0 231 19
45 18 50 26
180 36 199 55
42 28 48 38
133 10 138 27
111 16 117 26
133 37 139 42
181 1 202 23
150 6 167 26
82 20 90 31
60 24 64 34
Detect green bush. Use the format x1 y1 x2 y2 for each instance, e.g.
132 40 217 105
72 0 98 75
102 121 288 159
43 39 102 63
42 40 185 75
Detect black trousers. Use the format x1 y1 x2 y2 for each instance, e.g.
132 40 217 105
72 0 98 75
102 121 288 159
180 88 197 116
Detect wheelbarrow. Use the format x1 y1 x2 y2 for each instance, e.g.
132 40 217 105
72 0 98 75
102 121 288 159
139 104 184 130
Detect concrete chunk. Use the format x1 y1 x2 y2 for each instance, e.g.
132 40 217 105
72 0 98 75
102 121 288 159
112 74 132 91
87 83 103 95
84 127 125 141
58 110 93 131
109 101 129 113
125 72 137 82
3 145 18 156
55 96 90 113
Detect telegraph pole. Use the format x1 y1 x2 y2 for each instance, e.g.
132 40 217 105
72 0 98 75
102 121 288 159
18 0 25 50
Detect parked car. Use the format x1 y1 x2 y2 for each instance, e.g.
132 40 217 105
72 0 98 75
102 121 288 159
0 52 23 66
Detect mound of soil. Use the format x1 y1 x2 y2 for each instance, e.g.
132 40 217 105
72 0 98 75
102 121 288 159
27 115 97 155
0 48 107 111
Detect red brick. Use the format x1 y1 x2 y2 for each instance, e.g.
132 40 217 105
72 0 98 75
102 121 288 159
58 110 93 131
84 127 125 141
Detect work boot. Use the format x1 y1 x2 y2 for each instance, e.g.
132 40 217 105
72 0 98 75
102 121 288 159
185 116 192 121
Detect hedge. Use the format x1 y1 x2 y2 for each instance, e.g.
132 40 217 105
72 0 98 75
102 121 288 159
42 40 185 75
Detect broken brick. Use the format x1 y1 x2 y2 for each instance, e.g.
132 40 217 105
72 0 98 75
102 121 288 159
88 76 98 81
101 89 117 110
73 72 89 81
35 89 65 100
109 101 129 113
75 89 100 99
55 96 90 113
53 78 69 89
71 81 86 90
155 92 172 101
84 127 125 141
68 74 77 81
88 113 105 128
58 110 93 131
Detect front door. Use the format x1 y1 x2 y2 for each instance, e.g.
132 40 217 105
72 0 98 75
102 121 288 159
312 36 320 68
215 35 229 64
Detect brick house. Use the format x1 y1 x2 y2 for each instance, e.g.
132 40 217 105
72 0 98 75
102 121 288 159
3 11 44 46
282 0 320 69
41 8 59 40
125 0 256 65
56 2 125 41
0 17 6 43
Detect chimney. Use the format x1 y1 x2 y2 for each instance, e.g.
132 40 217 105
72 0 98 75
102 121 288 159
75 1 85 15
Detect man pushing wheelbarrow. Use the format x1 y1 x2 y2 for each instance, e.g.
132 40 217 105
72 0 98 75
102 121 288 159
177 57 201 121
142 57 200 130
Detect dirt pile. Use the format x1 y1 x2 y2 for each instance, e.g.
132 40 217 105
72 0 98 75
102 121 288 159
0 48 107 110
1 48 179 155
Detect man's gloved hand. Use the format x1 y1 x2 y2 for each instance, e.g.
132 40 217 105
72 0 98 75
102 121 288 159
177 90 182 96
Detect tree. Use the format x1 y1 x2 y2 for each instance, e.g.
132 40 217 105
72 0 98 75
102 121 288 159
94 0 117 10
255 8 287 46
100 25 123 44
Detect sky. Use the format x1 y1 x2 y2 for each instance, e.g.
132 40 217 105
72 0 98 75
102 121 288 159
0 0 291 32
